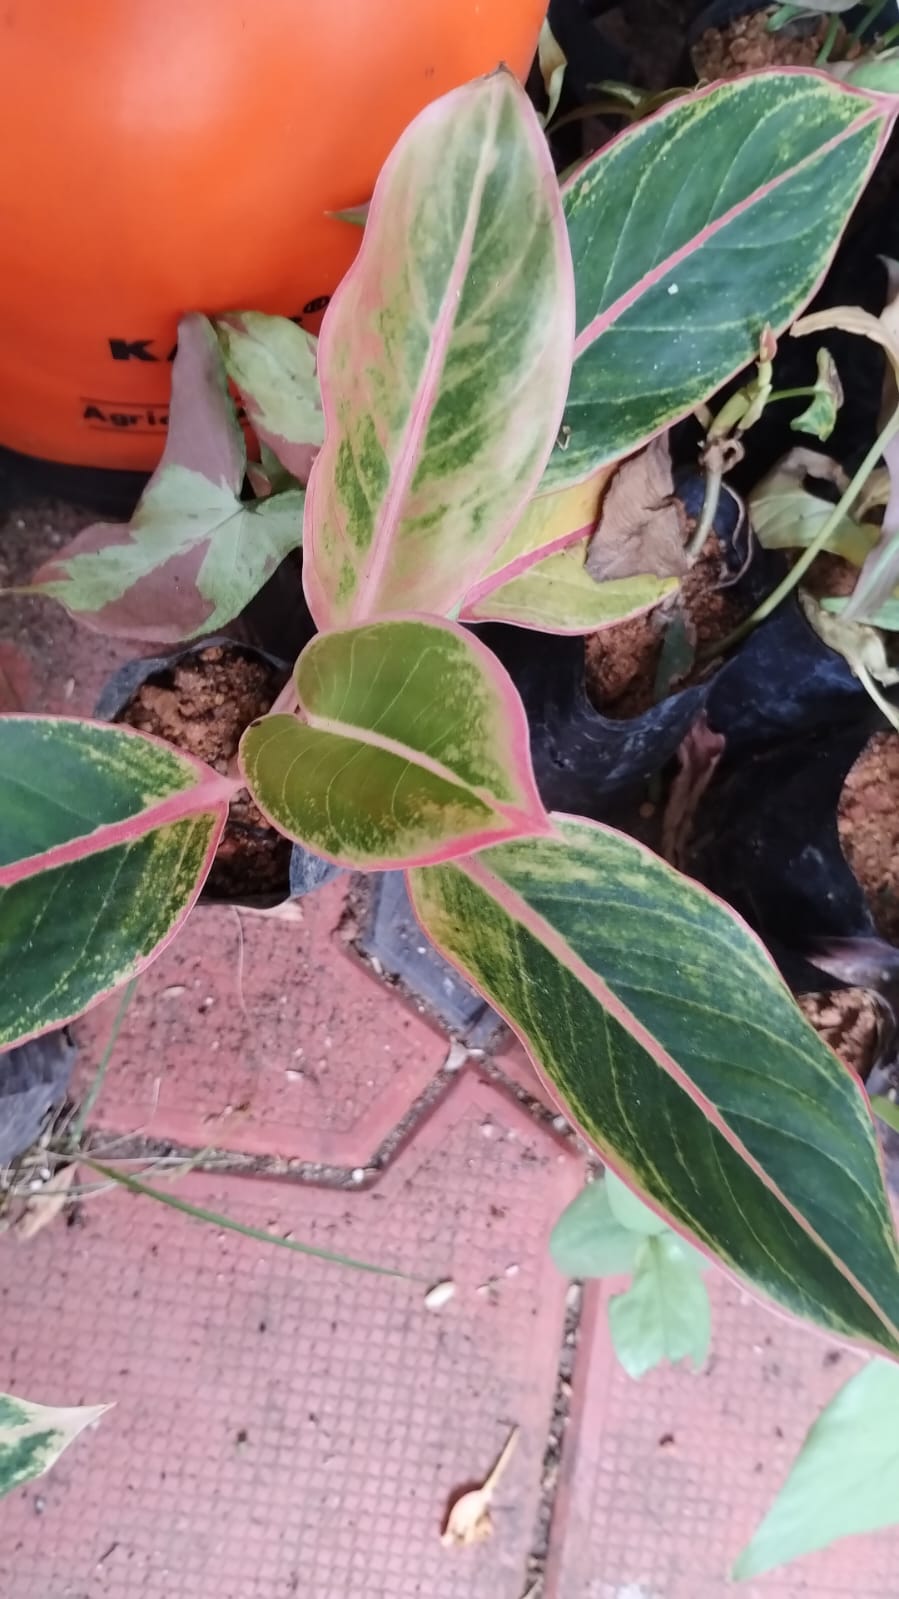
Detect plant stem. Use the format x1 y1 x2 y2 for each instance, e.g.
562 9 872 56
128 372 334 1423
849 0 890 44
816 13 842 64
714 407 899 654
767 3 800 29
880 20 899 45
763 385 818 404
855 659 899 734
79 1156 423 1280
67 979 137 1147
687 464 723 561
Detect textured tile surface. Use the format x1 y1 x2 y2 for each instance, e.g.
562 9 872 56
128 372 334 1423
546 1273 899 1599
72 883 449 1165
0 1072 580 1599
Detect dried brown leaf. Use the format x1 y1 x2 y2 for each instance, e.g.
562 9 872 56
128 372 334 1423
440 1426 519 1549
586 436 688 583
15 1163 77 1241
662 713 726 870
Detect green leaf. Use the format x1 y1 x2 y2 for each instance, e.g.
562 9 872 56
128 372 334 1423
609 1233 712 1379
240 617 547 870
542 72 893 488
0 717 232 1047
734 1358 899 1578
460 540 675 631
26 315 304 644
0 1393 110 1499
216 311 324 485
408 818 899 1353
605 1168 668 1235
550 1180 641 1277
872 1095 899 1134
791 348 843 441
751 451 879 563
304 70 574 628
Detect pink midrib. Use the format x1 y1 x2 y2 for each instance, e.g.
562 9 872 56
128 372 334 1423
0 771 238 889
571 106 884 362
459 847 899 1346
460 519 595 610
350 96 502 623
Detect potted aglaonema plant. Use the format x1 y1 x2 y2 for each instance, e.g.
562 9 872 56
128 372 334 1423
6 64 899 1575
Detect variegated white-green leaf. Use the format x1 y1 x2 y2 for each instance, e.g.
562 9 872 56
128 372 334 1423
0 1393 110 1499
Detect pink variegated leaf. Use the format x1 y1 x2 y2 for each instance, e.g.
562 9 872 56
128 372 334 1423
24 316 304 643
240 616 549 869
0 716 235 1048
409 817 899 1356
303 69 574 629
216 311 324 487
461 540 675 631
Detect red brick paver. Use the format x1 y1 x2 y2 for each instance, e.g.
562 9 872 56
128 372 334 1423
1 1071 581 1599
72 883 450 1166
546 1273 899 1599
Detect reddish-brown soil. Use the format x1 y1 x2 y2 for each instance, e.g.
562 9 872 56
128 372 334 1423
584 533 748 717
797 988 884 1080
693 9 832 79
120 644 291 901
838 732 899 945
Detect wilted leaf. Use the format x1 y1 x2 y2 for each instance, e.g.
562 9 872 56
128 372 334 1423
25 316 304 643
304 70 574 627
537 18 567 127
794 298 899 624
241 617 548 869
734 1358 899 1578
609 1233 712 1379
550 1180 641 1278
0 1393 110 1499
586 437 688 582
216 311 323 485
14 1162 77 1241
791 348 843 441
751 449 879 564
440 1427 519 1548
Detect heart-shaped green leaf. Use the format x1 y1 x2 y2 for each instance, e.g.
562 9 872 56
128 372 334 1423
0 1394 110 1500
303 69 574 628
541 71 894 488
409 818 899 1353
609 1233 712 1379
240 617 548 869
0 717 232 1048
734 1357 899 1578
550 1180 642 1278
25 316 304 643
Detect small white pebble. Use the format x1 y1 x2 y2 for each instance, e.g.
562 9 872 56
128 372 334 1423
285 1070 303 1083
667 282 679 295
351 1167 366 1184
504 1264 519 1278
424 1279 455 1311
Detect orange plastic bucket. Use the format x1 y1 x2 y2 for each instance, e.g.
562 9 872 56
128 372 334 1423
0 0 545 471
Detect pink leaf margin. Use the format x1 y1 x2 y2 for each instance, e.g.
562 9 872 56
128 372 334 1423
303 68 575 630
406 811 899 1358
239 613 553 872
0 716 237 1049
